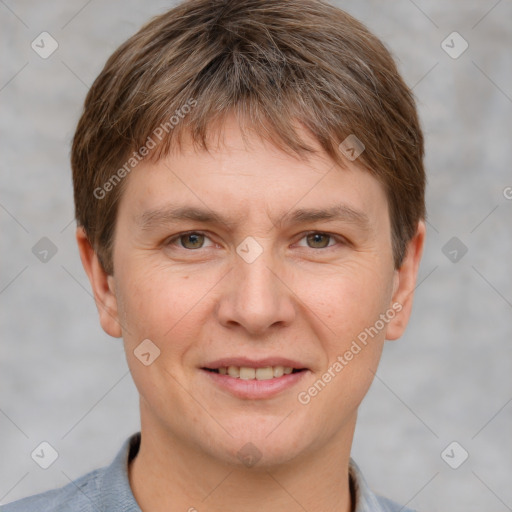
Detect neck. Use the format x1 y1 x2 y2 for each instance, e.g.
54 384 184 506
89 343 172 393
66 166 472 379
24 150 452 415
129 406 356 512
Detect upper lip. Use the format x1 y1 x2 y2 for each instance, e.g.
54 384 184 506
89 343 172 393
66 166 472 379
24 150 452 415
202 357 308 370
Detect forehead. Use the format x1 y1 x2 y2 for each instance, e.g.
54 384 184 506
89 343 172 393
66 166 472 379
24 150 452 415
117 116 390 232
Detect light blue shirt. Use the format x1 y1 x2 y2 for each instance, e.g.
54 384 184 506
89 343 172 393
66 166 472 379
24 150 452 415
2 432 417 511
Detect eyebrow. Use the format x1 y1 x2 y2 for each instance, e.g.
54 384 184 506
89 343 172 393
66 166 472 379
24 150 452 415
136 204 371 232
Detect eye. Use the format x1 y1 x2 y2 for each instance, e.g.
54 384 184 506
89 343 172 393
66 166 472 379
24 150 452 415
166 231 215 250
296 231 344 250
164 230 346 252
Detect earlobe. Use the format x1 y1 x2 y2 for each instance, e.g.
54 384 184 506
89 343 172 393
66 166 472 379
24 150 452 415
385 220 426 341
76 227 123 338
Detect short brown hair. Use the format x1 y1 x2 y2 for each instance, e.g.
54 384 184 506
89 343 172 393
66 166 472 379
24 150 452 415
71 0 426 275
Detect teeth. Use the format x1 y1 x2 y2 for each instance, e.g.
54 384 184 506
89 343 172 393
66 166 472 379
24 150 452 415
239 367 256 380
273 366 284 378
216 365 297 380
256 367 273 380
227 366 240 378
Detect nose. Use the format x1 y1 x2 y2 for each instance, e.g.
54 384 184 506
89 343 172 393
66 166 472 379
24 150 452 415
215 245 296 336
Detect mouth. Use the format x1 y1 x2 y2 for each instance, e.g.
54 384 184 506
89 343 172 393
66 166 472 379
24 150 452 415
201 365 306 380
200 358 310 399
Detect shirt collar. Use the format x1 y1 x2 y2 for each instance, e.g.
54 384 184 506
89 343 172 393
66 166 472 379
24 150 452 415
348 457 392 512
100 432 392 512
100 432 142 511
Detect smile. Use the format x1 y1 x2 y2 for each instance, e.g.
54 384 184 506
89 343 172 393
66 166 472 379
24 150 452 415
200 365 309 400
203 365 304 380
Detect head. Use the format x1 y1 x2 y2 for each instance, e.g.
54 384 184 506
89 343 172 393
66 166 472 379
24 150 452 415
74 0 426 468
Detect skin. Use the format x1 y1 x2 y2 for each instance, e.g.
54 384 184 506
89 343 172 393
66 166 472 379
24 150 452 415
77 114 425 512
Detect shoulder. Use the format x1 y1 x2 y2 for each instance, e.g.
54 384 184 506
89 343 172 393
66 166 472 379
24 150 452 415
1 467 104 512
349 458 418 512
1 432 141 512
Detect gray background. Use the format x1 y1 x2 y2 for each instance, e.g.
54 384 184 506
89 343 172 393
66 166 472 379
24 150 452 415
1 1 511 511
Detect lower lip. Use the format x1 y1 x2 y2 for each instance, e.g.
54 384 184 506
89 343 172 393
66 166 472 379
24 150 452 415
200 369 309 400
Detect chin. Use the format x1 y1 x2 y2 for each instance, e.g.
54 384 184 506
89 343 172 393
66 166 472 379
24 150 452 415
215 420 310 469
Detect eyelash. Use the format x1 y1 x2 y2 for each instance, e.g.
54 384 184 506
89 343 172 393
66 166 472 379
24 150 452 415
164 230 347 252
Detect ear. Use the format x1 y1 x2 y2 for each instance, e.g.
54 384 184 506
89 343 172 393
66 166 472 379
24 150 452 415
385 220 426 340
76 227 123 338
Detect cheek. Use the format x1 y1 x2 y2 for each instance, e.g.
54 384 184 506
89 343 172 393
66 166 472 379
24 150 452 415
300 259 393 335
296 260 391 398
115 260 230 384
115 265 207 415
115 262 200 348
296 270 388 431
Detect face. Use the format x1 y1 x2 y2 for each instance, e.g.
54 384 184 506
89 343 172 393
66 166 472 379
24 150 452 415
79 115 424 468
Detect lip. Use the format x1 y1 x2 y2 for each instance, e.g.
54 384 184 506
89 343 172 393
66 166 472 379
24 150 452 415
201 367 310 400
202 356 307 370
